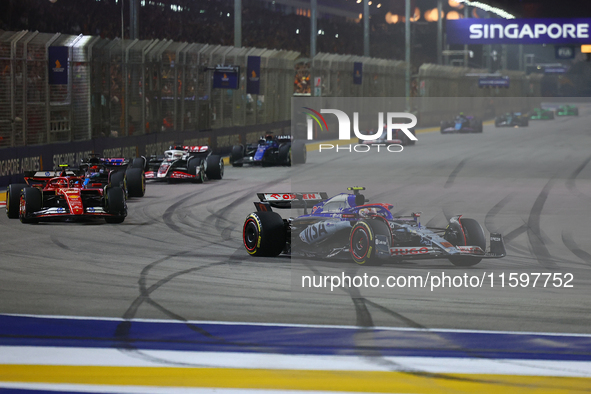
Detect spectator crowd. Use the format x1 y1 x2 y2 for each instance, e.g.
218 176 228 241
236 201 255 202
1 0 437 63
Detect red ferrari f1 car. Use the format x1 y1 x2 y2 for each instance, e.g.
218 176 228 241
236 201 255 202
5 169 127 223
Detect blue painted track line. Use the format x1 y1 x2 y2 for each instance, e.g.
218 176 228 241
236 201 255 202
1 314 591 361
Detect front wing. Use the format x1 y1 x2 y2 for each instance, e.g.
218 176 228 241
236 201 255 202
374 233 506 260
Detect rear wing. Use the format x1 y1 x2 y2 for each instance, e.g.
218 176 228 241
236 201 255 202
24 170 79 178
255 192 328 210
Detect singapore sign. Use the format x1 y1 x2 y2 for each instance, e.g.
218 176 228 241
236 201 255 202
447 18 591 45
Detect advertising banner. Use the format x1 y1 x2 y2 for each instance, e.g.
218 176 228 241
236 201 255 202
479 76 510 88
48 46 68 85
213 70 239 89
447 18 591 45
246 56 261 95
353 62 363 85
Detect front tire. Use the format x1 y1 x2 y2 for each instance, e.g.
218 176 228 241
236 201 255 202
231 145 244 167
243 212 286 257
19 187 42 224
445 217 486 267
6 183 28 219
349 219 390 265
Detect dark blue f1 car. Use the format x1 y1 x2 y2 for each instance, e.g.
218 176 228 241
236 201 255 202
242 187 505 266
231 134 307 167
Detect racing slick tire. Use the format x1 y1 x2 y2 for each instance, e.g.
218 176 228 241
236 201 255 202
131 157 146 170
494 117 501 127
278 143 291 166
521 118 529 127
126 168 145 197
349 219 390 265
231 145 244 167
291 140 307 164
188 157 205 183
104 187 126 224
445 218 486 267
243 212 286 257
440 121 449 134
205 155 224 180
6 183 28 219
19 187 42 224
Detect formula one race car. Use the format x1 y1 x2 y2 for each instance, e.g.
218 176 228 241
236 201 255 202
494 112 529 127
79 155 145 198
145 145 223 183
529 108 554 120
5 169 127 223
440 114 483 133
358 125 416 146
555 105 578 116
242 187 506 266
230 134 307 167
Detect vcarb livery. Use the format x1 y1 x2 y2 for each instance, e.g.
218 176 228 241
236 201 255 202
448 18 591 45
242 187 506 266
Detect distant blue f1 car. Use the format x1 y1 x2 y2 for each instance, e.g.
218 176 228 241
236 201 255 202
242 187 505 267
441 114 483 133
230 134 307 167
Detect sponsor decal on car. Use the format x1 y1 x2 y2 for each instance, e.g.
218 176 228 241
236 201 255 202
390 247 430 256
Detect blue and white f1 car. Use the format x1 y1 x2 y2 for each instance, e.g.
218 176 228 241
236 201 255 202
440 114 483 133
242 187 505 266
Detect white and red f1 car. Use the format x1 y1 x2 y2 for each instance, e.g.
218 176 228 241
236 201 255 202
145 146 223 183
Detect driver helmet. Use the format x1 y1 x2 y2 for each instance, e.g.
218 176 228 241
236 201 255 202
88 165 102 178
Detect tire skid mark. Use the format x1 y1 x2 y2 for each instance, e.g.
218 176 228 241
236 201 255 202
527 179 557 269
484 193 514 235
50 234 71 250
562 230 591 265
566 154 591 199
444 158 468 189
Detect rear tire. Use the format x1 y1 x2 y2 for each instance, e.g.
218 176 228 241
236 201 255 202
104 187 126 223
243 212 286 257
19 187 42 224
231 145 244 167
291 140 307 164
349 219 390 265
278 143 291 166
6 183 28 219
126 168 145 197
205 155 224 179
446 218 486 267
131 157 146 170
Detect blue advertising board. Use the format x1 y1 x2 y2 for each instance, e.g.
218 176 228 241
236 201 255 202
213 69 239 89
246 56 261 95
447 18 591 45
479 76 510 88
353 62 362 85
48 46 68 85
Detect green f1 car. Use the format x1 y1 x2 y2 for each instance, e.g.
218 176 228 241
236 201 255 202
555 105 578 116
529 108 554 120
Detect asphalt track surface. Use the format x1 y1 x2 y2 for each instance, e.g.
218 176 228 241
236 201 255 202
1 107 591 336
